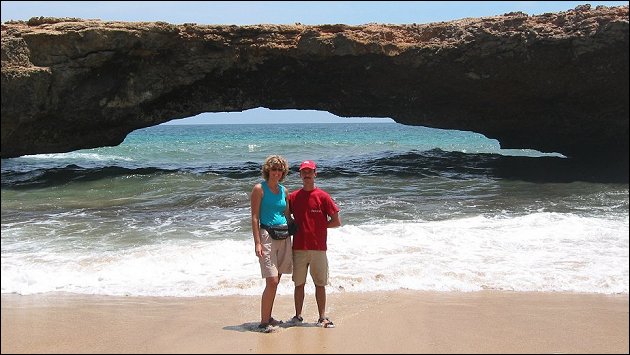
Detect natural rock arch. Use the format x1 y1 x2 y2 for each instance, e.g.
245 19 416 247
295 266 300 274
1 5 628 165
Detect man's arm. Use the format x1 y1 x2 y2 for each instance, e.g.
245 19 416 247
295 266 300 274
327 212 341 228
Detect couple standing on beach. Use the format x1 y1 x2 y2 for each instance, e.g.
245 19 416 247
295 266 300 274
250 155 341 332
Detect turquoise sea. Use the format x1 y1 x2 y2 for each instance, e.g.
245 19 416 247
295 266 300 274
1 122 628 296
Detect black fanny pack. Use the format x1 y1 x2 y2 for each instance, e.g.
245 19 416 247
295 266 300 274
261 223 297 240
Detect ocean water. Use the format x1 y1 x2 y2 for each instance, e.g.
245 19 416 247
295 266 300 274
1 122 628 297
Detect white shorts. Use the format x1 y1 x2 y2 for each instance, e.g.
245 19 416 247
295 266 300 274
258 229 293 278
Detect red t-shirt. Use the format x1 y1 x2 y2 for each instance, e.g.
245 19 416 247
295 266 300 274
289 188 339 251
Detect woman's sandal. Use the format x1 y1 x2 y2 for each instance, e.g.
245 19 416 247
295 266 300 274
317 317 335 328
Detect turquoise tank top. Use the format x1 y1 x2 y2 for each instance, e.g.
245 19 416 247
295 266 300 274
260 181 288 226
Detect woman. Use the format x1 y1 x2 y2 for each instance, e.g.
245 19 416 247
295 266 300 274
250 155 293 332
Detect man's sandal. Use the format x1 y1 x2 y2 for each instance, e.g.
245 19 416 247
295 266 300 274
317 317 335 328
268 317 283 326
257 323 275 333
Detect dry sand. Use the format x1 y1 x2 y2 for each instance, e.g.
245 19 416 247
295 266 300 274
2 290 628 354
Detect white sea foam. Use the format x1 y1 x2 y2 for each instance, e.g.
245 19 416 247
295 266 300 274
2 213 627 297
22 152 134 162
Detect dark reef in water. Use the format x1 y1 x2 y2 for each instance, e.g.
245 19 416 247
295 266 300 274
3 150 627 188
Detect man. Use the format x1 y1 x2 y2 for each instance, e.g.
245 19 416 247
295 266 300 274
289 160 341 328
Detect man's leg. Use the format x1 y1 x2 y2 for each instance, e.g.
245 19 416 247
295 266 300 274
292 251 309 320
294 283 305 318
315 285 326 319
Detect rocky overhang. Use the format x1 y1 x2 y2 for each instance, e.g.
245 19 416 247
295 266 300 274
1 4 628 165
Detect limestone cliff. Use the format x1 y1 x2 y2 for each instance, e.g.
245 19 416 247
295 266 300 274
1 5 628 162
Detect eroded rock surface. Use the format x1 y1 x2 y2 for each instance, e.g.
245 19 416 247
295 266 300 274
1 5 628 162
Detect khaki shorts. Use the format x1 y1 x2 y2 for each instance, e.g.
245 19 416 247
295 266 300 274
258 228 293 278
292 250 328 286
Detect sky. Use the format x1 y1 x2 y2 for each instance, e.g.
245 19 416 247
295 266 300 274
2 1 628 124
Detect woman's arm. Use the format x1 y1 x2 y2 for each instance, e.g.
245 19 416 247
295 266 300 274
250 184 263 257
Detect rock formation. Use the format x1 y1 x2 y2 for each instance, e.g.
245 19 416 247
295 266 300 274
1 5 628 163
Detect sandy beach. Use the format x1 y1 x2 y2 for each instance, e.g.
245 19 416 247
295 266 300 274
2 290 628 354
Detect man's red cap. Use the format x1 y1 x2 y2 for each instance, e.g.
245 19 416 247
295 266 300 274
299 160 317 170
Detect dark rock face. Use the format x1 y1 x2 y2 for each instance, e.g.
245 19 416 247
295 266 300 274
1 5 628 163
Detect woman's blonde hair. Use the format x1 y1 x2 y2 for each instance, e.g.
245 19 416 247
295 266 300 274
262 155 289 181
